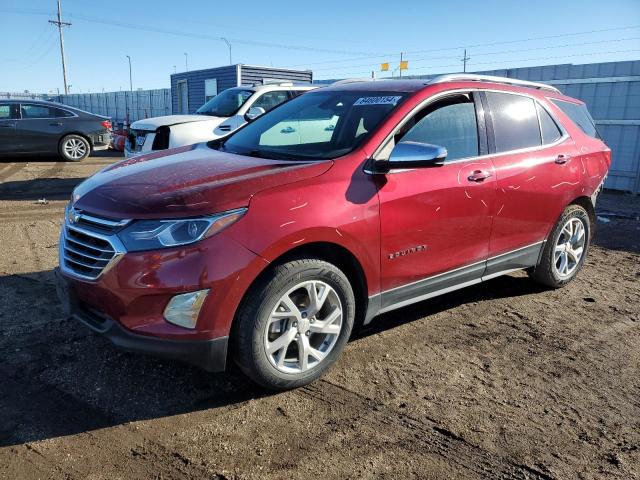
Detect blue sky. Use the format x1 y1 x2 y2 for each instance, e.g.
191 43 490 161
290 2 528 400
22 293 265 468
1 0 639 93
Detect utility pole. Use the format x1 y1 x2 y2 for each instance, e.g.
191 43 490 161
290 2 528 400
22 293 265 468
184 52 189 72
49 0 71 95
221 38 232 65
462 49 470 73
399 52 403 78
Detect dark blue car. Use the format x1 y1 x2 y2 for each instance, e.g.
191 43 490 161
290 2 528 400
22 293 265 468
0 99 112 161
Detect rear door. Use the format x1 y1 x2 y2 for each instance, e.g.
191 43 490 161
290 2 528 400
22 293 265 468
481 90 579 274
0 103 19 153
376 91 496 309
15 103 70 153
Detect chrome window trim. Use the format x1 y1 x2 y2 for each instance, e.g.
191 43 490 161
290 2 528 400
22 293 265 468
365 88 571 174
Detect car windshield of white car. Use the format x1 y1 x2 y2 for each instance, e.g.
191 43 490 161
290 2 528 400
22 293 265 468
196 89 254 117
217 90 408 161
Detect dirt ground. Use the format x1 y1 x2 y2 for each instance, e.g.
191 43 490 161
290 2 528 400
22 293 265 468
0 153 638 480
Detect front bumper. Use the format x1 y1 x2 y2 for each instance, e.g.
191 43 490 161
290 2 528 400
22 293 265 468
55 267 228 371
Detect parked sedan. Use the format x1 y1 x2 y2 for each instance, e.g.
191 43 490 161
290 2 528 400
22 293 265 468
0 99 112 161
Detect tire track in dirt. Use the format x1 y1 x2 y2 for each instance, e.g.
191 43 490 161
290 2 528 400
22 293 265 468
0 206 64 223
0 161 67 198
301 380 554 479
0 162 27 181
0 368 221 479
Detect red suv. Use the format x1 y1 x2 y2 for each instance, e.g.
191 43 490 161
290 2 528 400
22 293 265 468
56 75 610 390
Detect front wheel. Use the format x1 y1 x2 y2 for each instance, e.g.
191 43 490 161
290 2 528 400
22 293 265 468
529 204 590 288
233 259 355 390
59 134 90 162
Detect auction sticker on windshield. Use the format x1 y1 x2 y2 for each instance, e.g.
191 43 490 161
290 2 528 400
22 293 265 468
353 96 402 106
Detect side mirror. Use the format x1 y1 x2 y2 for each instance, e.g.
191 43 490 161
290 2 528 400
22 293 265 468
245 106 266 121
387 141 447 169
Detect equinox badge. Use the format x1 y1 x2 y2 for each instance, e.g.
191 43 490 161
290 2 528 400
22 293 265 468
388 245 427 260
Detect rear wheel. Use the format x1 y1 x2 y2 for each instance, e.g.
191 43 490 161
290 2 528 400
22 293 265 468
233 259 355 390
59 134 90 162
530 204 590 288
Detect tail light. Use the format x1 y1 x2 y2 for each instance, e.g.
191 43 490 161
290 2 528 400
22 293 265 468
101 120 112 131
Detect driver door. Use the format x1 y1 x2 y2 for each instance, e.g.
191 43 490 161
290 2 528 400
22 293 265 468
376 92 496 310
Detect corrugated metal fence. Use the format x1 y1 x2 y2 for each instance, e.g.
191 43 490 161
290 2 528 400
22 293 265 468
1 89 172 125
57 89 171 124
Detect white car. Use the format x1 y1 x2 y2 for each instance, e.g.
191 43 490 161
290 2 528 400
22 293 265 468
125 83 317 157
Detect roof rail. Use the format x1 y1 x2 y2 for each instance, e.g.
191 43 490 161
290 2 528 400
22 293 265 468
331 78 372 86
258 80 295 86
429 74 561 93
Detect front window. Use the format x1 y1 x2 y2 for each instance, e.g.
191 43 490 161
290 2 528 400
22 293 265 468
218 90 407 160
251 90 291 113
196 88 253 117
398 94 479 161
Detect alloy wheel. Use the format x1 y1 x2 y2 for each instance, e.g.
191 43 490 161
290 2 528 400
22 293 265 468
554 218 586 278
264 280 343 374
64 138 87 159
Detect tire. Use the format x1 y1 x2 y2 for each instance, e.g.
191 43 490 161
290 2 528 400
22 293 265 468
59 134 90 162
529 204 590 288
233 259 355 390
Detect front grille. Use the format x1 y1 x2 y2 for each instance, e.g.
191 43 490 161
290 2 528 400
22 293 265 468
63 227 117 279
61 208 128 280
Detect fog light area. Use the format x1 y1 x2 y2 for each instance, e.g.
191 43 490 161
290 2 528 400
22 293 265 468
163 289 210 329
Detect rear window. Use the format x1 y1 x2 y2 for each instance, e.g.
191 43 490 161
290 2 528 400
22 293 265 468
485 92 541 153
537 103 563 145
54 108 74 118
551 99 600 138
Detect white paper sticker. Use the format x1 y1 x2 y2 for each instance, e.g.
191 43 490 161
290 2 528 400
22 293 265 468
353 96 402 106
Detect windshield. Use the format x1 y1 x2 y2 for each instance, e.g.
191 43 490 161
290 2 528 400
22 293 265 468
218 90 407 160
196 88 254 117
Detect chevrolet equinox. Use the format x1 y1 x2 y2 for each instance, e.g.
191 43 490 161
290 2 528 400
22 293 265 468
56 75 610 390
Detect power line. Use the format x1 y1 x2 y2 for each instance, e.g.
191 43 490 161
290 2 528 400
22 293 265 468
316 48 640 80
8 33 57 71
287 24 640 69
310 36 640 74
0 8 388 58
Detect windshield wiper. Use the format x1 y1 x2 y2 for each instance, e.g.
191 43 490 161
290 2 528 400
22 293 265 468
242 149 283 160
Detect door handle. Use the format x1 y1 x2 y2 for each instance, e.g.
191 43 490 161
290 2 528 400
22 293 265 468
555 154 571 164
49 122 63 126
467 170 493 182
0 123 15 128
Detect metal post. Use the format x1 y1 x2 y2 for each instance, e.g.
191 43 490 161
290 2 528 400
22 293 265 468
221 38 232 65
399 52 403 78
49 0 71 95
184 53 189 72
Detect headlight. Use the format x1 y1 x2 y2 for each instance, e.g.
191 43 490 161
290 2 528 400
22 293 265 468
118 208 246 252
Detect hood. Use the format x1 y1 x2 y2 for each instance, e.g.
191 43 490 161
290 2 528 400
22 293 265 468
131 114 220 130
72 143 332 219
